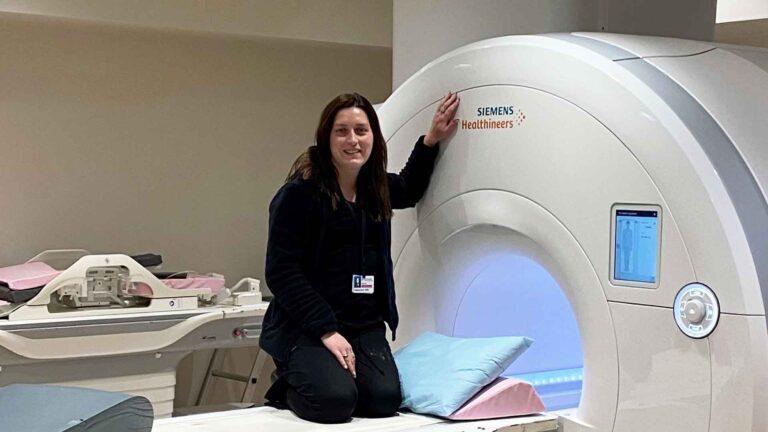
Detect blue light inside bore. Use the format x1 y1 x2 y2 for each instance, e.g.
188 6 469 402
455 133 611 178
509 367 583 411
452 253 583 411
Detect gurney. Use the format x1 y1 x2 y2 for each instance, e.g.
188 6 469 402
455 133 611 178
0 255 227 305
0 250 268 418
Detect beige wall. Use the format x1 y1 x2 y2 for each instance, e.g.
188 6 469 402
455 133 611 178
0 0 393 47
598 0 716 41
393 0 599 88
716 19 768 48
0 12 391 288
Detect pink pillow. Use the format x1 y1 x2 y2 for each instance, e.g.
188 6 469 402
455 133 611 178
0 262 60 290
160 277 226 293
448 377 545 420
128 276 226 297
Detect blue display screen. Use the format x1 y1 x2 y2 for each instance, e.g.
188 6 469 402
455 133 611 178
614 209 659 283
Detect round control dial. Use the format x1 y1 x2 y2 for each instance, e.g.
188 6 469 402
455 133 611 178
673 283 719 339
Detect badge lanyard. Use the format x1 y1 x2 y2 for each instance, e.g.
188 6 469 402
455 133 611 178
345 201 366 274
347 201 375 294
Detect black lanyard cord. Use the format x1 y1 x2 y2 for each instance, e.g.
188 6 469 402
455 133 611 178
345 201 367 274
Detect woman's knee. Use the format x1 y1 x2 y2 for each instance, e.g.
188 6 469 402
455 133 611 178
287 381 358 423
281 339 360 423
315 383 358 422
357 381 402 418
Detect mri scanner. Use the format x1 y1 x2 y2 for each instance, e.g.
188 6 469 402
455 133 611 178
131 32 768 430
378 32 768 432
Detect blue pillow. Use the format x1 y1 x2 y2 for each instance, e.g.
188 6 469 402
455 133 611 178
394 332 533 417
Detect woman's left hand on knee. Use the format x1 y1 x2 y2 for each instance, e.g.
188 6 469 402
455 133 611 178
321 331 357 378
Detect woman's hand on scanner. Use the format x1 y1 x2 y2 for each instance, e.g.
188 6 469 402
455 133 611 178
424 91 460 146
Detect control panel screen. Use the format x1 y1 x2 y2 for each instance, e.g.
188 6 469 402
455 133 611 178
613 209 659 283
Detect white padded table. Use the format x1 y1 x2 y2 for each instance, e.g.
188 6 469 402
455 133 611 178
153 407 559 432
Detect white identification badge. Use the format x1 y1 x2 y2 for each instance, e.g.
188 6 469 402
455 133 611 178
352 274 374 294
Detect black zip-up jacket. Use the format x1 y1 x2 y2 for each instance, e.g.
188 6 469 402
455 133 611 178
260 136 439 362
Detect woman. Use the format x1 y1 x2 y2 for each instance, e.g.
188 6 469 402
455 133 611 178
260 92 459 423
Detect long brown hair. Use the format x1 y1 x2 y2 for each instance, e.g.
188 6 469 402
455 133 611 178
287 93 392 221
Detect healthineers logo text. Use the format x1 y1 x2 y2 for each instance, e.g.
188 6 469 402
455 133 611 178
461 105 526 130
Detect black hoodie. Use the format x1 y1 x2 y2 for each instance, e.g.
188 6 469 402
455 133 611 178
260 136 439 362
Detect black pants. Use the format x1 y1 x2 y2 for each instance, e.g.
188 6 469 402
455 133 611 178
265 328 401 424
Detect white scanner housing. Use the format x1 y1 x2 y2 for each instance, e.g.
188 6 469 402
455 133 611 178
379 33 768 432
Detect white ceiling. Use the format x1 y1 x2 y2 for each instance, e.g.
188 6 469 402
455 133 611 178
717 0 768 23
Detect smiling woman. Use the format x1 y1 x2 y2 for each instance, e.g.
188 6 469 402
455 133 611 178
330 107 375 202
258 92 459 423
322 96 388 217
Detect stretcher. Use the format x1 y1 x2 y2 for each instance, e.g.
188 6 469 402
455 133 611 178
0 249 268 418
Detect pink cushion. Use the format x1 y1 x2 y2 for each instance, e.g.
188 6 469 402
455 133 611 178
161 277 226 293
448 377 545 420
0 262 60 290
128 276 226 297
